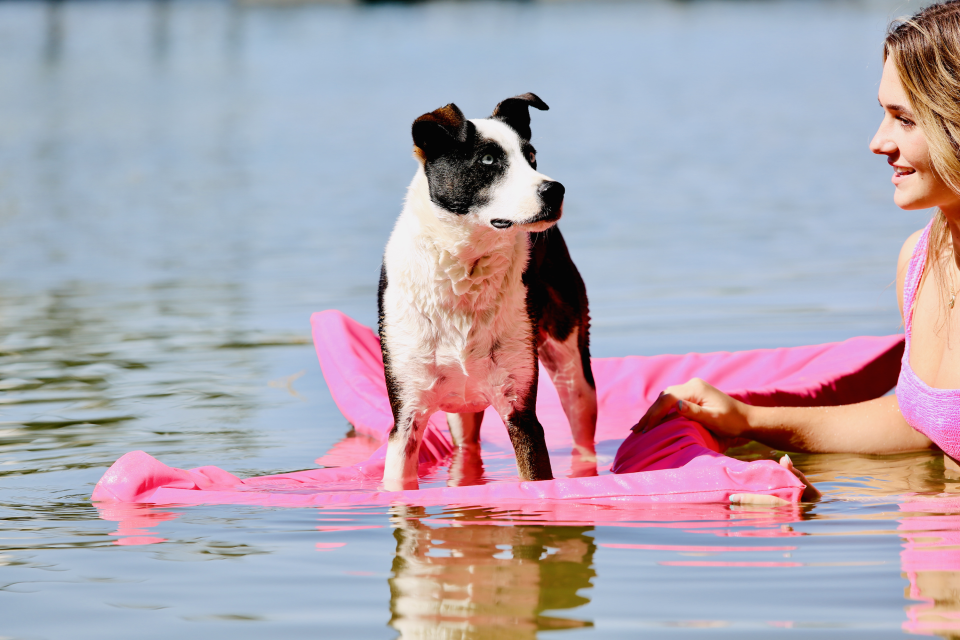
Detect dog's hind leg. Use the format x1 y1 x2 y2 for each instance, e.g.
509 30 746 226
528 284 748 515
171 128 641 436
539 327 598 475
446 411 485 487
446 411 484 447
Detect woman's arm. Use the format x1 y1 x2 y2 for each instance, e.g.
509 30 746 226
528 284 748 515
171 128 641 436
632 379 933 454
742 395 931 453
631 229 934 455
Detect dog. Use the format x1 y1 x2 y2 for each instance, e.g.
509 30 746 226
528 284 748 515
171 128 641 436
378 93 597 491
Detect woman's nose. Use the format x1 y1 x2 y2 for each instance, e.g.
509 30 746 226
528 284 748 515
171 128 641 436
870 121 897 156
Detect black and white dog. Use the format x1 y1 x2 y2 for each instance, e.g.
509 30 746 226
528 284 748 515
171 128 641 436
378 93 597 491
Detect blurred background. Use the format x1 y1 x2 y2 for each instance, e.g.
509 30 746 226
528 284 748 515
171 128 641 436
0 0 927 472
0 1 945 638
1 0 924 353
0 0 929 478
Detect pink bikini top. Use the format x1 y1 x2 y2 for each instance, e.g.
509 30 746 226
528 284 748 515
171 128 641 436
896 220 960 459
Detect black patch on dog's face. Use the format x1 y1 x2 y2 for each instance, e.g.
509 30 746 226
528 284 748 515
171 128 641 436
424 135 509 216
412 103 509 216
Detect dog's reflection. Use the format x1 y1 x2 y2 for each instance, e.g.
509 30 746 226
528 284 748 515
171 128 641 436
388 506 595 638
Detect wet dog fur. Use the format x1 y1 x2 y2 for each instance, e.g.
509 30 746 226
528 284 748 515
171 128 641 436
378 93 597 491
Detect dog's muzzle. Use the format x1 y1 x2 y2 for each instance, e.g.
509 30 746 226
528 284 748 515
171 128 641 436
490 181 566 230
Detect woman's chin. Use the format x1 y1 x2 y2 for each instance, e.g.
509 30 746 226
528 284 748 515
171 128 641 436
894 189 933 211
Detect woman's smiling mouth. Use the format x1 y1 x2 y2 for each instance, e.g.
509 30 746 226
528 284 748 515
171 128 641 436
892 164 916 184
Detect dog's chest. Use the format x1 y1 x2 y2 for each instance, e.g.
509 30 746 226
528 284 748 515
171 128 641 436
383 233 536 412
432 307 533 413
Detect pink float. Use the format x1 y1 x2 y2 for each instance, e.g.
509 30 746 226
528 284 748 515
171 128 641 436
91 310 904 507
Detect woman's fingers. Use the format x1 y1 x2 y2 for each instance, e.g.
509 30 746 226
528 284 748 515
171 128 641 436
779 454 822 502
675 397 703 419
631 380 711 434
729 493 791 506
631 392 676 433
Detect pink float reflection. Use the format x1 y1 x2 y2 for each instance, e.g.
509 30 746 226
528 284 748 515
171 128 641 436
600 543 797 552
899 496 960 637
95 502 179 546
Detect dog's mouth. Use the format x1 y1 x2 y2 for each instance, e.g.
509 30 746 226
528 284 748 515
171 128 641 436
522 206 563 228
490 206 563 231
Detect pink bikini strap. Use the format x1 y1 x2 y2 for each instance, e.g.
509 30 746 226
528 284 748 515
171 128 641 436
903 221 933 338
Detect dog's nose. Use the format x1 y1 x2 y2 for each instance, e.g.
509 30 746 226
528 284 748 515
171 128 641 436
538 181 565 213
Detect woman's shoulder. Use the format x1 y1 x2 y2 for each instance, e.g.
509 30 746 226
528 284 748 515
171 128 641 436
898 228 927 314
899 228 926 271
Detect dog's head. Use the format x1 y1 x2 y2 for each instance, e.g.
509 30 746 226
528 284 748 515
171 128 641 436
411 93 564 232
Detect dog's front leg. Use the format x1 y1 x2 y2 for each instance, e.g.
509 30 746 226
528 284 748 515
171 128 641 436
538 329 598 477
503 407 554 482
383 410 431 491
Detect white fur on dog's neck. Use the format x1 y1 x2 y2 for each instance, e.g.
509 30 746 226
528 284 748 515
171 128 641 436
381 165 535 413
399 168 530 313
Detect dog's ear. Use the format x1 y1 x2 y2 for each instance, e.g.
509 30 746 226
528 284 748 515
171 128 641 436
412 103 470 162
491 93 549 141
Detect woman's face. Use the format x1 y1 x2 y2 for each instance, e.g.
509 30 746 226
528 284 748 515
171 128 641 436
870 57 960 215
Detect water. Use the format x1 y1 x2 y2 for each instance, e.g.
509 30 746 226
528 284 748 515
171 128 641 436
1 0 956 637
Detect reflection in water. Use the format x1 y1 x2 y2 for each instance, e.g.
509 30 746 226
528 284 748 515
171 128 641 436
86 481 960 636
790 450 948 500
8 0 960 635
96 502 179 546
0 280 298 488
388 506 594 638
901 497 960 639
787 453 960 638
770 452 960 637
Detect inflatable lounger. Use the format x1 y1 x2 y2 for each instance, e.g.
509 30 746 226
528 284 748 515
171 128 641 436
92 310 904 507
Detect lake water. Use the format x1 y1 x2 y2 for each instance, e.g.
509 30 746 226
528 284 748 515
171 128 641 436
2 0 959 637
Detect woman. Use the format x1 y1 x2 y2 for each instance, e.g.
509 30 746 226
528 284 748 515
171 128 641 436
634 2 960 489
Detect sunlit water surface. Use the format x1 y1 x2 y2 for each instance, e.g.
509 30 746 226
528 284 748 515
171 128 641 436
2 0 959 637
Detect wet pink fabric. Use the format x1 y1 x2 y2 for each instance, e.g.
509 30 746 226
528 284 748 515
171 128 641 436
91 310 904 507
897 220 960 460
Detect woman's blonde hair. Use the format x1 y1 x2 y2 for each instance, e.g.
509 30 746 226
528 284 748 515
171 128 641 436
885 1 960 288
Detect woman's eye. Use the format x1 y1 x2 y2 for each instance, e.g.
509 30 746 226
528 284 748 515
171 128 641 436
481 154 495 165
898 116 915 128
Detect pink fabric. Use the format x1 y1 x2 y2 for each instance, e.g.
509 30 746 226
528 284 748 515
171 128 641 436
91 310 905 507
897 221 960 460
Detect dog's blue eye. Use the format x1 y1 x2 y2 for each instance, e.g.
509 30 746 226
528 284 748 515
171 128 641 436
481 154 495 165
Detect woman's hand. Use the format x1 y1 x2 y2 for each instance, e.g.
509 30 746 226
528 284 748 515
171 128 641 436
631 378 752 438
